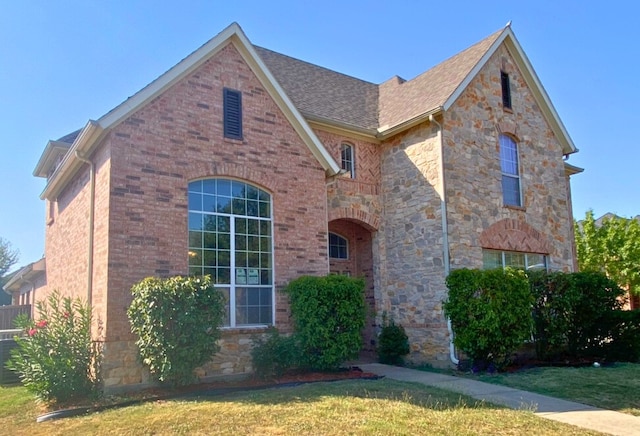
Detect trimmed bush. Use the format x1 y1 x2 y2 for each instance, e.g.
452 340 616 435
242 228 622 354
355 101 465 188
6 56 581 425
444 268 533 369
529 270 628 361
250 327 300 379
377 313 410 365
128 275 225 386
285 275 366 370
7 291 101 403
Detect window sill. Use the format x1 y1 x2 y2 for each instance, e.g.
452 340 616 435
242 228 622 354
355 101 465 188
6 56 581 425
220 325 271 335
504 204 526 212
503 107 514 114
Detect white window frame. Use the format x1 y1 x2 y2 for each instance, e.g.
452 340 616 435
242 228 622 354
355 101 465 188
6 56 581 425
499 134 522 207
188 179 275 328
482 249 548 271
340 143 355 178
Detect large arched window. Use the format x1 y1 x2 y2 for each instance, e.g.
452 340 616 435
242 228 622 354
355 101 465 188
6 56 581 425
188 179 273 327
499 135 522 207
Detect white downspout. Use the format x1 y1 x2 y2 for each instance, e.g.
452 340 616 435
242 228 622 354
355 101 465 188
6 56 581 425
75 151 95 306
428 114 459 365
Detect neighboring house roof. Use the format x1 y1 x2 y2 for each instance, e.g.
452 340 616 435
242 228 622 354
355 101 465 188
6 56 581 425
36 22 579 199
3 258 46 296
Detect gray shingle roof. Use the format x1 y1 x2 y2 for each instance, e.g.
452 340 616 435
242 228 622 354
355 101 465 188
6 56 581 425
255 47 379 131
57 129 82 144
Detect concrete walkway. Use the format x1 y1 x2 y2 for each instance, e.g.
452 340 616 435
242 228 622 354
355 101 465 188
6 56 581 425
359 363 640 436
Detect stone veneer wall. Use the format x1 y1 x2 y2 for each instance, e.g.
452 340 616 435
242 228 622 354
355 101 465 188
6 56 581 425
378 122 450 366
443 45 575 272
102 329 265 391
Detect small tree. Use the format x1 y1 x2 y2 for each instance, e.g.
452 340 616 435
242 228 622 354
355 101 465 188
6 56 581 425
575 210 640 297
444 268 533 369
377 313 410 365
285 275 366 370
128 275 225 386
7 291 100 403
0 237 19 305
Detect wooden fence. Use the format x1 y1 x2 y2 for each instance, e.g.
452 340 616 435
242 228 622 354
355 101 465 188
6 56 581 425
0 305 31 330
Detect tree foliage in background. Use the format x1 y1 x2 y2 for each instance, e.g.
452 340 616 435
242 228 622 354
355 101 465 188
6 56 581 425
575 210 640 296
0 237 19 279
0 237 19 305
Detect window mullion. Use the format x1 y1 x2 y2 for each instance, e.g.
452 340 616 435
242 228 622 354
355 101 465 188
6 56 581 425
230 216 236 327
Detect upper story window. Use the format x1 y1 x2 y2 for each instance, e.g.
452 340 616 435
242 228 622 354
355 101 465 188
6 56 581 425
329 232 348 259
499 134 522 207
501 71 512 110
188 178 273 327
483 249 547 271
223 88 243 140
340 143 355 178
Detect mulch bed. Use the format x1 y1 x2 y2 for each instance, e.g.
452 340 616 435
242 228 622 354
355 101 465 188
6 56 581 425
37 367 381 423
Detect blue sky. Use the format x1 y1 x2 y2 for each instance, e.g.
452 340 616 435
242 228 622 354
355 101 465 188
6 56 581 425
1 0 638 268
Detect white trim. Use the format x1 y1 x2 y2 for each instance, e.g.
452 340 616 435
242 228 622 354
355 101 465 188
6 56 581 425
39 23 340 200
443 27 577 155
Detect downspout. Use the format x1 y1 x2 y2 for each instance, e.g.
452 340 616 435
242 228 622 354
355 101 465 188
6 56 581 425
428 114 458 365
75 151 95 306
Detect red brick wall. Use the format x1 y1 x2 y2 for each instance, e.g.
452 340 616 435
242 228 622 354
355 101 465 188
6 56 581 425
102 42 330 341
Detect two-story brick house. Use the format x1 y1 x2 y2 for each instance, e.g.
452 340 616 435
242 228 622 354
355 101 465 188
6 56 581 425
7 22 581 389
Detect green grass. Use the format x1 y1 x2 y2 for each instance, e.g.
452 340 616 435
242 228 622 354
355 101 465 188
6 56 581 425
473 363 640 416
0 379 601 435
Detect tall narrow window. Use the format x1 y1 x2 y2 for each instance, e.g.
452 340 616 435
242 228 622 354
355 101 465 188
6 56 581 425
501 71 512 109
188 179 273 327
500 135 522 207
340 143 355 178
223 88 243 140
328 232 348 259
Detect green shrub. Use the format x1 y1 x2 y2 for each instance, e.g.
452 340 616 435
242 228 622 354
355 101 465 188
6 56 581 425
528 270 576 360
444 268 533 368
529 270 626 360
377 313 410 365
7 291 101 403
594 310 640 362
569 271 624 356
285 275 366 370
250 327 300 379
128 275 225 386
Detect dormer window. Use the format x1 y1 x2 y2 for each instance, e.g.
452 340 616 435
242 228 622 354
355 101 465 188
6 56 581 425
501 71 512 110
340 143 355 178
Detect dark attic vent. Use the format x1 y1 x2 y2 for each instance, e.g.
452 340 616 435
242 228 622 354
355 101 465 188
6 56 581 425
223 88 243 140
501 71 512 110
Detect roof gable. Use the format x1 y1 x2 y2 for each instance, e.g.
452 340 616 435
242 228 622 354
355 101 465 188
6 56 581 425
39 23 340 200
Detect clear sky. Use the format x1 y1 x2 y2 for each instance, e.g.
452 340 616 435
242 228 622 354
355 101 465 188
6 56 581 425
1 0 638 268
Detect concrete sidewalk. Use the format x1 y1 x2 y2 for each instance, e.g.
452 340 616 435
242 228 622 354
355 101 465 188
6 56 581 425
359 363 640 436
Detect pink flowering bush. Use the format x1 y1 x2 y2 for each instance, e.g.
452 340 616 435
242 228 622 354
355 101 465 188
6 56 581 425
7 291 101 403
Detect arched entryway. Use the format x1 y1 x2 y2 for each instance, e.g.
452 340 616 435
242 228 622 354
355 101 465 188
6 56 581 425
328 218 376 353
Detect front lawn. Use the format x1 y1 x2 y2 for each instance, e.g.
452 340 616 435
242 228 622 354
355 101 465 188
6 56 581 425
0 379 600 435
474 363 640 416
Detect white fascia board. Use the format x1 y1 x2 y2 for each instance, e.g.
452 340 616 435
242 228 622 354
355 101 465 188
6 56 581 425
39 120 103 200
232 30 340 175
98 23 242 130
443 27 577 156
502 31 578 155
33 140 71 178
443 29 509 112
